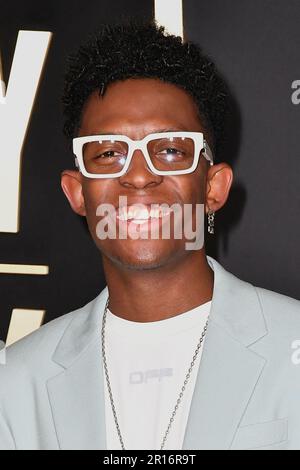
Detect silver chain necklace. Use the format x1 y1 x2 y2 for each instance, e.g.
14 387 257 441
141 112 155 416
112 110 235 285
101 297 209 450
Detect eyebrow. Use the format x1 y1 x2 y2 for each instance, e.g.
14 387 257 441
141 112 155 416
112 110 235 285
86 127 190 136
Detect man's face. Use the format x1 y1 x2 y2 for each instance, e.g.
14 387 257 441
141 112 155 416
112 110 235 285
62 78 223 270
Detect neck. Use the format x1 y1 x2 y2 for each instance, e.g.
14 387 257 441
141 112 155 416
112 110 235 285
101 250 214 322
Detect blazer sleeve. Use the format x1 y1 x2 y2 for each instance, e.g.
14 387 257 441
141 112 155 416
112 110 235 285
0 409 16 450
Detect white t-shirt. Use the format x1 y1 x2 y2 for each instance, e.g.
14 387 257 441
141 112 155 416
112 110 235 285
103 301 211 450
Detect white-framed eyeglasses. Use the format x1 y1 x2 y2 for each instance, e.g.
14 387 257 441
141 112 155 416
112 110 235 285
72 131 214 178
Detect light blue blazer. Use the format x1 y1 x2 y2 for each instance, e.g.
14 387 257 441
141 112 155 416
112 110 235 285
0 255 300 450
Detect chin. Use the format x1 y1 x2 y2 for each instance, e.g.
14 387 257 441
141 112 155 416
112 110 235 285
101 240 181 271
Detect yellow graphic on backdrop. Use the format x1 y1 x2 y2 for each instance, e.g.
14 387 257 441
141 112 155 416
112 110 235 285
0 31 52 344
0 2 183 345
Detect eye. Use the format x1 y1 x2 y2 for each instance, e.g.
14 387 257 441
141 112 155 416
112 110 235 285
165 147 181 153
157 147 186 158
95 150 124 159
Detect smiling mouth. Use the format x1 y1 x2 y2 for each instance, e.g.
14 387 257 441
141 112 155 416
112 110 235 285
116 205 173 223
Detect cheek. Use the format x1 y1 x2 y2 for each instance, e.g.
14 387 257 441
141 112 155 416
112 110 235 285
81 180 116 221
173 172 205 204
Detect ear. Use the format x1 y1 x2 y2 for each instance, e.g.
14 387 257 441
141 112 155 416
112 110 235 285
61 170 86 216
205 163 233 213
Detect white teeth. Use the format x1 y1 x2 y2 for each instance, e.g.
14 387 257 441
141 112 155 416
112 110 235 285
130 219 148 225
117 206 172 221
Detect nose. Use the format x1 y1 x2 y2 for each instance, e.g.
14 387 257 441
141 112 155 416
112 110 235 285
118 149 163 189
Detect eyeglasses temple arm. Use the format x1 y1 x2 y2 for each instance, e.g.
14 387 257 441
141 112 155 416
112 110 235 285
203 140 214 166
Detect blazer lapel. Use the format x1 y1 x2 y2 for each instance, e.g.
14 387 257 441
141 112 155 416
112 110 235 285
46 288 109 450
182 256 268 450
181 321 266 449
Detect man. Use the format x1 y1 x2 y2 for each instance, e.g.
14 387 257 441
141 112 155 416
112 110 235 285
0 19 299 451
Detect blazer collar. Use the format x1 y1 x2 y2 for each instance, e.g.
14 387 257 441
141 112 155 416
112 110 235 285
206 255 267 347
48 255 268 449
52 255 267 369
51 287 108 369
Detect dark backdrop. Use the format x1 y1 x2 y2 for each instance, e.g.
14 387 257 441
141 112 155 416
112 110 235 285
0 0 299 341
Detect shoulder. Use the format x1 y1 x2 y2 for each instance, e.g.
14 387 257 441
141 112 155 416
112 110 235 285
254 284 300 333
208 255 300 332
250 284 300 379
0 296 96 381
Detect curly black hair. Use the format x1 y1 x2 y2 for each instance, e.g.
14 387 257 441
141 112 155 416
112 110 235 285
62 17 229 159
